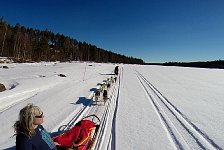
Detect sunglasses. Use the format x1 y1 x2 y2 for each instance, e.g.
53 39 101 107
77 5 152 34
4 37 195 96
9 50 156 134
35 112 44 118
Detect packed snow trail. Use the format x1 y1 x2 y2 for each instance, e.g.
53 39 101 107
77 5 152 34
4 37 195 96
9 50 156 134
136 71 222 150
93 73 121 150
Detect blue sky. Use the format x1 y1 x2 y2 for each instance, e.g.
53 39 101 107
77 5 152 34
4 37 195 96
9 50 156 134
1 0 224 63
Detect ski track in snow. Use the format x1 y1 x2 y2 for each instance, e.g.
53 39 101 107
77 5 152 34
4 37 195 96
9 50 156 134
136 70 222 150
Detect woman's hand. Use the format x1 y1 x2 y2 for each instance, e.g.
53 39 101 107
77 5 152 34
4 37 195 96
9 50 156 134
54 142 61 146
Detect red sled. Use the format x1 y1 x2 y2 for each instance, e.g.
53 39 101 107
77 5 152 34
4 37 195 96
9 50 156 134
53 115 100 150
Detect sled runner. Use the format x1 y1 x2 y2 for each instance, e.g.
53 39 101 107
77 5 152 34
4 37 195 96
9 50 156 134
53 115 100 150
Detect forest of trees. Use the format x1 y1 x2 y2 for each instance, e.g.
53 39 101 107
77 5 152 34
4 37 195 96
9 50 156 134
145 60 224 69
0 18 144 64
163 60 224 69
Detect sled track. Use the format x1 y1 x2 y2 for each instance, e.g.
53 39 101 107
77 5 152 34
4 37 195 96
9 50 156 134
110 74 121 150
61 100 93 132
53 91 95 133
53 73 121 150
93 74 121 150
136 71 222 150
52 75 113 132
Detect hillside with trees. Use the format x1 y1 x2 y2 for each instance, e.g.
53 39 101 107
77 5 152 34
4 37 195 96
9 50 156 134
0 19 144 64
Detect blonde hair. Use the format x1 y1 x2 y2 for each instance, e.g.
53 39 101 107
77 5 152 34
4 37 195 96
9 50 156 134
13 103 43 137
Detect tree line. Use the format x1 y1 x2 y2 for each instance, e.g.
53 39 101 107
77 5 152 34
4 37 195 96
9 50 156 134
0 18 144 64
145 60 224 69
163 60 224 69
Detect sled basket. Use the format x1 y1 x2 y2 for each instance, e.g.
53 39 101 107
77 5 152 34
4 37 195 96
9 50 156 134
53 115 100 150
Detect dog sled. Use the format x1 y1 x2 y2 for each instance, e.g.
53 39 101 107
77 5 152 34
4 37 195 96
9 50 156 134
53 115 100 150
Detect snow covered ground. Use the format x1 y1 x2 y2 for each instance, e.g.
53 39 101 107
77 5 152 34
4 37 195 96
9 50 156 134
0 61 224 150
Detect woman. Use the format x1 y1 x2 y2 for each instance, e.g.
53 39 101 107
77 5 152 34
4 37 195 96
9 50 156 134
14 103 58 150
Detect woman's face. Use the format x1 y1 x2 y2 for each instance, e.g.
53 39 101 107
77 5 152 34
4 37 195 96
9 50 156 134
33 112 44 125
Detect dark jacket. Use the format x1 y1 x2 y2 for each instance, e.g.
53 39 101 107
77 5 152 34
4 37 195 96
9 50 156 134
114 66 119 75
16 125 57 150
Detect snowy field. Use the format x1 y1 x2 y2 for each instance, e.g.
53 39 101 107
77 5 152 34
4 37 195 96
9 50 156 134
0 61 224 150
